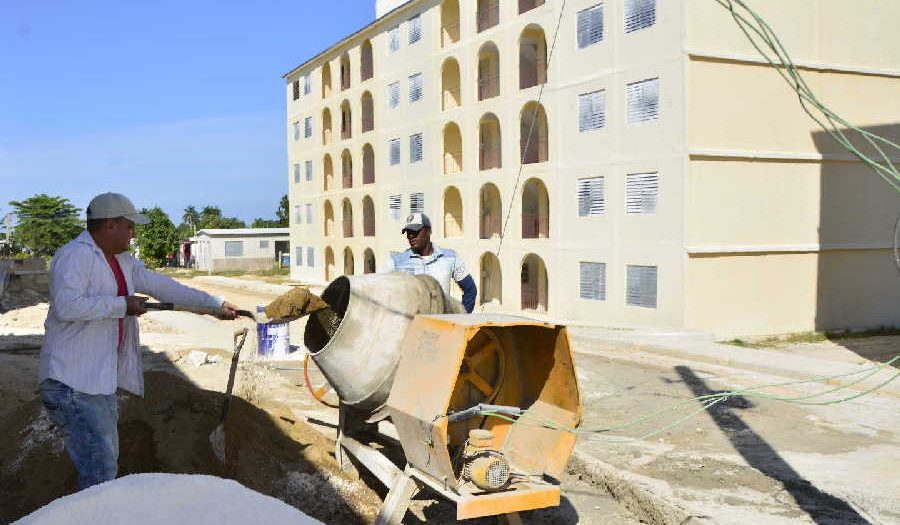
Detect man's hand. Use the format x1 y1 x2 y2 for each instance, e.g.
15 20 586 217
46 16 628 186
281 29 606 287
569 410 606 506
218 301 240 320
125 296 147 316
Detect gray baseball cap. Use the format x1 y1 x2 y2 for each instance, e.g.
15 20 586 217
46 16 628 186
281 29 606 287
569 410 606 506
86 192 150 224
401 212 431 233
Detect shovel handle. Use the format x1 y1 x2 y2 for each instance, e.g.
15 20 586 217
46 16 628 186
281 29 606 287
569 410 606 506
144 302 256 320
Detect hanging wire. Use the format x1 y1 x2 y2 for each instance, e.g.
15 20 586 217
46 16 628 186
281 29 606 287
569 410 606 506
494 0 568 259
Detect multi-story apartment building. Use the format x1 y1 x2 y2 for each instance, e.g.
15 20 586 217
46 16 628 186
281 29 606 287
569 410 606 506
284 0 900 336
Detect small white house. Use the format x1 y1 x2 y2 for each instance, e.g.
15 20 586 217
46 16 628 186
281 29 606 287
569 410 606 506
191 228 290 272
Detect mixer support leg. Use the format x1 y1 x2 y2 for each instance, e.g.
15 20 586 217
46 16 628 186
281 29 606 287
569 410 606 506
374 468 420 525
499 512 524 525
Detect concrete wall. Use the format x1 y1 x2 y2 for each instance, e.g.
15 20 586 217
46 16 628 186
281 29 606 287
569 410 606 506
684 0 900 335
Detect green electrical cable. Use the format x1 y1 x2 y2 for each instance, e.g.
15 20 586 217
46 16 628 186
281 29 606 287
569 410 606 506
475 355 898 442
713 0 900 192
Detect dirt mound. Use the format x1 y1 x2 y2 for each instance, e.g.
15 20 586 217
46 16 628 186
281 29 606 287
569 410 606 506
0 371 381 524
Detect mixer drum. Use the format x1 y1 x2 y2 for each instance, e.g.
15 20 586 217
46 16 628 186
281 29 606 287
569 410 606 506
304 273 459 412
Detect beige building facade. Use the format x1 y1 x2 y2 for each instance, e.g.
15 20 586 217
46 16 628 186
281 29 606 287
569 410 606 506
284 0 900 337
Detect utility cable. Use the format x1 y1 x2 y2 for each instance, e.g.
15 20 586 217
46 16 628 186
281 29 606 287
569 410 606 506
466 355 898 442
493 0 567 261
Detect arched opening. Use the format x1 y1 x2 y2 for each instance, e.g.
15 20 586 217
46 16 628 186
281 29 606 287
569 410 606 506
479 113 502 170
324 201 335 237
342 198 354 238
321 62 332 99
363 248 376 274
361 91 374 132
343 247 355 275
340 99 352 140
521 253 548 311
521 178 549 238
360 40 373 81
443 122 463 174
477 42 500 100
340 53 351 91
323 154 334 191
325 247 335 281
520 101 548 164
363 195 375 236
479 183 502 239
441 0 460 47
519 25 547 89
477 0 499 32
480 252 502 305
443 186 463 237
341 149 353 189
362 143 375 184
322 108 332 145
441 58 461 110
518 0 545 14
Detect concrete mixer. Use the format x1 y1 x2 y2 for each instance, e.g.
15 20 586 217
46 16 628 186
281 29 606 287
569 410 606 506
302 273 582 524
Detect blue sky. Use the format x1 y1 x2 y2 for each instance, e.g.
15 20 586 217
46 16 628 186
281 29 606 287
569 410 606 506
0 0 374 225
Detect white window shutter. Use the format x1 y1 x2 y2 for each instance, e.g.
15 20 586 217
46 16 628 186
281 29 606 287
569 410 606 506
627 78 659 123
304 116 312 137
388 82 400 108
389 138 400 165
626 172 658 214
577 4 604 48
389 26 400 52
292 122 300 141
388 194 402 219
295 246 303 266
305 160 313 181
580 262 606 300
577 176 605 216
305 203 313 223
294 205 302 224
409 73 423 102
409 133 423 162
408 15 422 44
303 74 311 95
624 0 656 33
293 163 301 183
409 192 424 214
626 265 657 308
578 90 605 132
307 246 315 267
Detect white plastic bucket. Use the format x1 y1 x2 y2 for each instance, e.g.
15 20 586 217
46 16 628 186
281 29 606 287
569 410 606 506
257 306 291 359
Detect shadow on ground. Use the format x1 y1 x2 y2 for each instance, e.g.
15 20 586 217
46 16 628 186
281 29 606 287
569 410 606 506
675 365 872 525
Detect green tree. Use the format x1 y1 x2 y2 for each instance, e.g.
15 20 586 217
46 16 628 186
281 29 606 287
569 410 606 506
250 218 281 228
8 194 83 256
276 194 289 227
135 207 178 268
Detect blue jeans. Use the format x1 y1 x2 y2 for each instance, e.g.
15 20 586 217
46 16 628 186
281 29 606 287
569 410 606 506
40 378 119 490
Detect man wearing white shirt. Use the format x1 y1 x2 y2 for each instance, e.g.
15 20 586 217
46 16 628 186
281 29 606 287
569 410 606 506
39 192 239 490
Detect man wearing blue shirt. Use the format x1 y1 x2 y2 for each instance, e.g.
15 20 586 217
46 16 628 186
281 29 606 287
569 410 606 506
387 213 477 313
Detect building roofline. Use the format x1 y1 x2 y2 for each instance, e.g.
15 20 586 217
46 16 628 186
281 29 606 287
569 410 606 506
193 228 290 237
281 0 417 80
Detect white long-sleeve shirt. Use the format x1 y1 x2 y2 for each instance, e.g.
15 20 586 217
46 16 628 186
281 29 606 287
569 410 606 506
40 231 223 396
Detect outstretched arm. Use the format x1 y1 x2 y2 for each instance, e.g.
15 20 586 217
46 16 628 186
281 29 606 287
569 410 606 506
456 275 477 313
